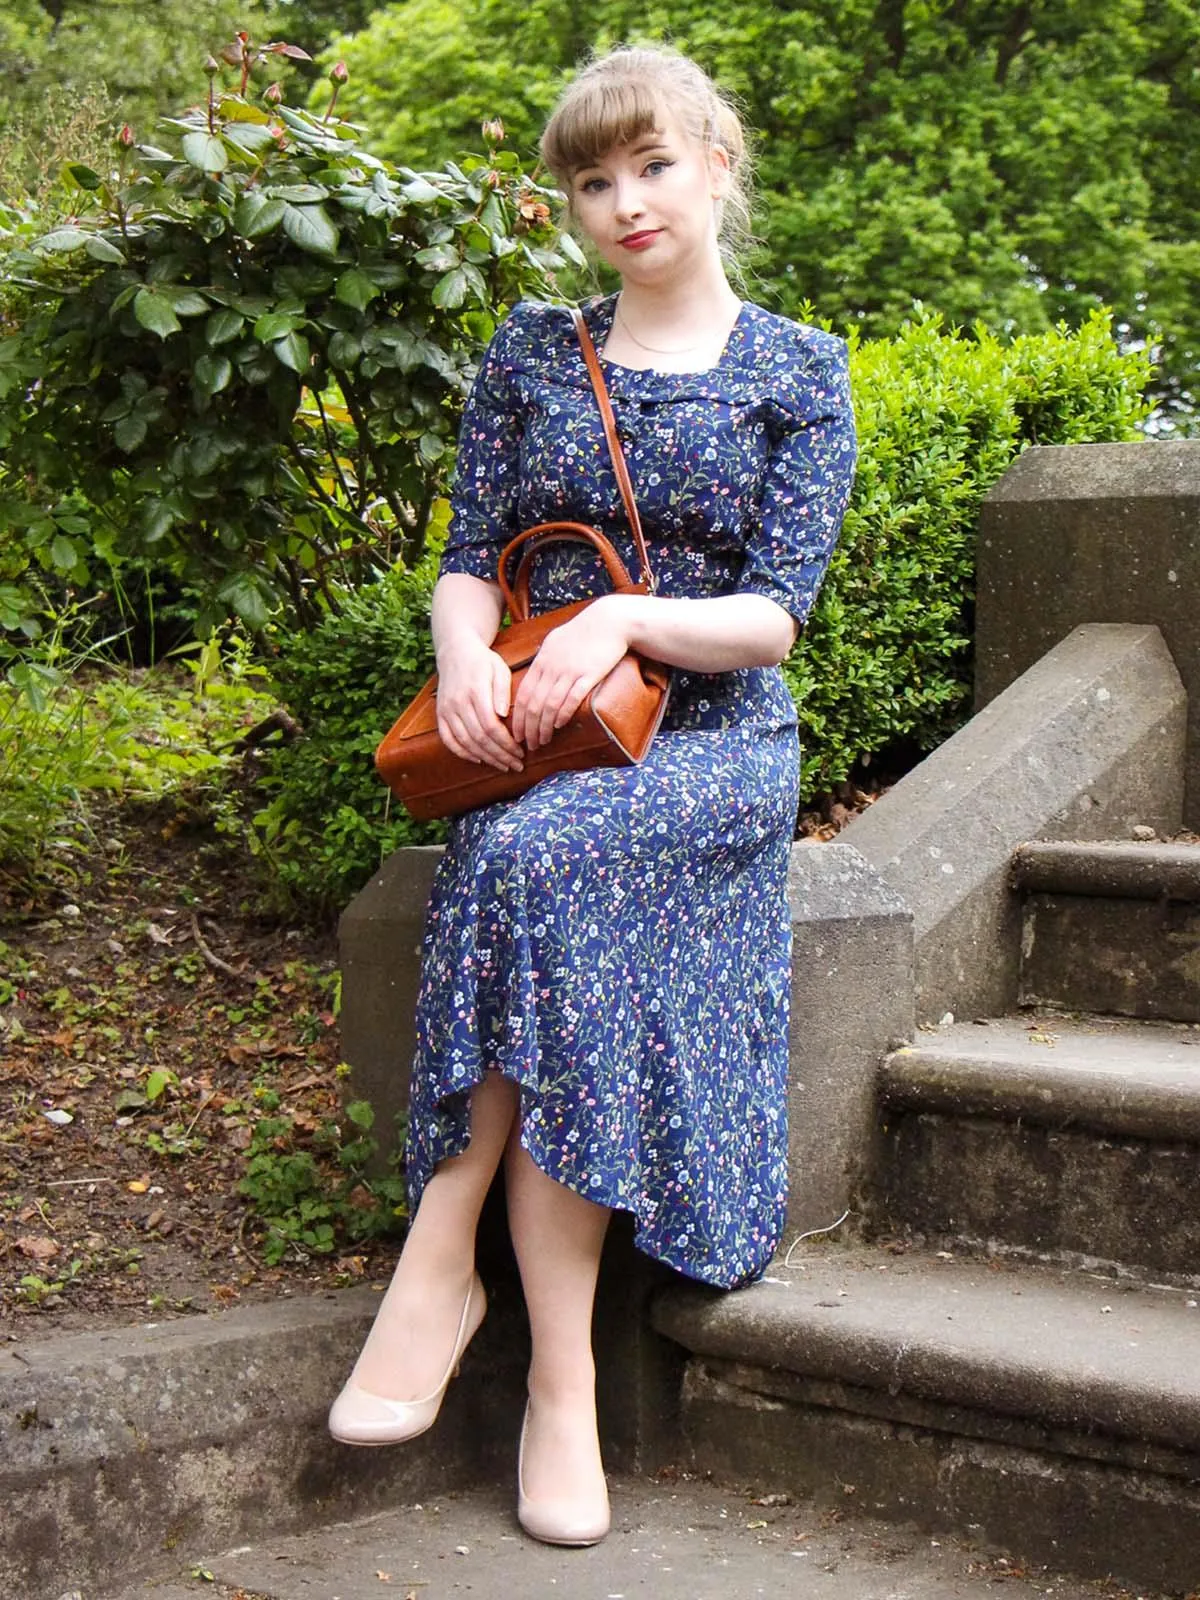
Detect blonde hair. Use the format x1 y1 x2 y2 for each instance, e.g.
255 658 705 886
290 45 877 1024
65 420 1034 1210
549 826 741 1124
540 45 755 268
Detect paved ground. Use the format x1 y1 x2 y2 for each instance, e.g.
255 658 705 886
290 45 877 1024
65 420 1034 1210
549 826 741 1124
101 1475 1156 1600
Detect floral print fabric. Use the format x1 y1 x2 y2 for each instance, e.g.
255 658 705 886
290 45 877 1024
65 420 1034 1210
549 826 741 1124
406 296 856 1287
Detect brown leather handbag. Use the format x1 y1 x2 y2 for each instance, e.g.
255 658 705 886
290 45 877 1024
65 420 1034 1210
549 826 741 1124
375 306 671 822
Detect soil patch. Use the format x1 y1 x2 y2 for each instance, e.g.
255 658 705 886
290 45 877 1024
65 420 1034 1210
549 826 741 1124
0 800 401 1338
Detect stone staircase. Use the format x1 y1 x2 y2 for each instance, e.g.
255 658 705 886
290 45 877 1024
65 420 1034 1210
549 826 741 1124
655 837 1200 1596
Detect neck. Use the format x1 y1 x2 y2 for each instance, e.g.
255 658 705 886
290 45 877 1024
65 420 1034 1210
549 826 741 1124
616 255 740 331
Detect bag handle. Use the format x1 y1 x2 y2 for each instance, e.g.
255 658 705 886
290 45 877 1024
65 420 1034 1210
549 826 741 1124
498 521 644 622
569 306 656 593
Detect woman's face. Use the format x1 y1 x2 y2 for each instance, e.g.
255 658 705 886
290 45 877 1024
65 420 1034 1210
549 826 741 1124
569 111 729 286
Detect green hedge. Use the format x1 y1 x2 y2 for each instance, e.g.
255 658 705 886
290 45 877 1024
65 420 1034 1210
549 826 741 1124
786 309 1152 794
256 308 1153 916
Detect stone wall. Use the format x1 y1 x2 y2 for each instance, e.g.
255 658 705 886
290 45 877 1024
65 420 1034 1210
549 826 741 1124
977 440 1200 828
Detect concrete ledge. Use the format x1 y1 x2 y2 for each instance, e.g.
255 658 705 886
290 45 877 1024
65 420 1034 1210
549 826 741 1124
1013 840 1200 900
978 440 1200 828
784 842 913 1233
676 1355 1200 1595
652 1249 1200 1455
843 623 1186 1024
880 1014 1200 1141
0 1288 526 1600
338 843 443 1144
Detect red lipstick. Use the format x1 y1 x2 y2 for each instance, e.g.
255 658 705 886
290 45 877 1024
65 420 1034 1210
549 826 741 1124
619 230 661 251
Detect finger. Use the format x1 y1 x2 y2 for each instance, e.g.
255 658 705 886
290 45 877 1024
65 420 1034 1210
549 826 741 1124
491 658 511 720
438 712 482 765
462 702 524 771
553 676 591 730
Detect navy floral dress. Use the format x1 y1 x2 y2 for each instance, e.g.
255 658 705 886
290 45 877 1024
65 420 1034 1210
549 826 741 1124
406 295 856 1288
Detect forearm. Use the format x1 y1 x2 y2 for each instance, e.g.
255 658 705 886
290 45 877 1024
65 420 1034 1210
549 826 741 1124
431 572 505 665
598 592 797 672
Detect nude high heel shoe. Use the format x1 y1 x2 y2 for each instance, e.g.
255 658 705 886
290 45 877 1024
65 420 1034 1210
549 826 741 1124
328 1272 486 1446
516 1399 611 1547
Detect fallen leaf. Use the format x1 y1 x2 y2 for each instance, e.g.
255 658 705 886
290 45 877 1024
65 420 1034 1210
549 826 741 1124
16 1235 60 1261
127 1178 150 1194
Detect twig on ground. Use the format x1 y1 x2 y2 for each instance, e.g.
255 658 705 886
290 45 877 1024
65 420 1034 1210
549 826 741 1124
44 1177 118 1188
188 911 260 984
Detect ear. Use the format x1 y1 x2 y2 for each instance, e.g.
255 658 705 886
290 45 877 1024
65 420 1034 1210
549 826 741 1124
708 142 732 199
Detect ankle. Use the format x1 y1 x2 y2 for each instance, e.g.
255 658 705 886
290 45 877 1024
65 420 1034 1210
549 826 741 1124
527 1363 597 1411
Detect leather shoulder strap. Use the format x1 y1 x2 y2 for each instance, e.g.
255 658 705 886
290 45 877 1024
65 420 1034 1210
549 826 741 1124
570 305 655 593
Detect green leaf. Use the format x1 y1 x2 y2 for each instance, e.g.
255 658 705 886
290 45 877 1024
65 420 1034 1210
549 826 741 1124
49 534 80 571
223 122 278 153
254 310 305 342
415 244 459 271
205 308 244 346
220 573 272 630
84 235 126 265
401 177 442 204
418 432 446 463
272 331 311 373
281 203 338 258
194 352 232 396
431 267 468 309
145 1070 170 1102
38 227 89 253
64 163 102 191
268 183 329 202
334 267 379 310
181 131 229 173
133 288 181 340
558 232 588 268
327 330 361 367
234 193 285 238
114 413 148 452
168 290 209 317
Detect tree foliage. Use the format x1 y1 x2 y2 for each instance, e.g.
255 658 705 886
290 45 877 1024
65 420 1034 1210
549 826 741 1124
0 45 576 638
327 0 1199 421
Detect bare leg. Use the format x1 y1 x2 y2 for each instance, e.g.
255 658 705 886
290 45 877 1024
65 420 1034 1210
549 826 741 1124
504 1130 611 1514
346 1072 518 1400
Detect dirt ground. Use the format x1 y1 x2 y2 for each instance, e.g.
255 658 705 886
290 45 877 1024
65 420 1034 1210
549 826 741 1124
0 797 407 1338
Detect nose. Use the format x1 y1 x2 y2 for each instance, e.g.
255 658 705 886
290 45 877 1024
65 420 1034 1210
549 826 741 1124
610 177 644 223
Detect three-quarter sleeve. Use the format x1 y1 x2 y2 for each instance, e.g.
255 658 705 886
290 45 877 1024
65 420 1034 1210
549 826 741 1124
439 307 529 581
737 329 857 628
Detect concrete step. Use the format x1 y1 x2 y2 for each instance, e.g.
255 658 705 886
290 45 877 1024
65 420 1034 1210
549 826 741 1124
652 1246 1200 1595
97 1473 1162 1600
875 1012 1200 1281
1012 841 1200 1020
0 1286 527 1600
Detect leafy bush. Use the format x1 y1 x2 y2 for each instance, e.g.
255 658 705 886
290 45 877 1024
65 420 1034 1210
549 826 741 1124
237 1096 407 1265
785 309 1154 795
249 308 1152 917
0 37 576 641
0 620 273 885
246 544 446 915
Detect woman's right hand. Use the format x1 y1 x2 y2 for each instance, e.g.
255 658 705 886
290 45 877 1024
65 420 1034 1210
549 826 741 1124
435 635 525 772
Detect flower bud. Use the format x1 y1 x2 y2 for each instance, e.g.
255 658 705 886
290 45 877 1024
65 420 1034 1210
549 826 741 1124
265 80 283 105
330 60 349 84
481 118 505 145
116 123 135 149
204 54 220 77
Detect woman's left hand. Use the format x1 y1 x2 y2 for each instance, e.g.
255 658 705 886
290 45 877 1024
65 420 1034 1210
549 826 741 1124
510 597 632 751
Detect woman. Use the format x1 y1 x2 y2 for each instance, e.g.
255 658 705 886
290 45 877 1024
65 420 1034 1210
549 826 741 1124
329 45 856 1548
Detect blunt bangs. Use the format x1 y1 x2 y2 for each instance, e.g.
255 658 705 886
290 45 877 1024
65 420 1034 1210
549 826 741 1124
541 77 666 181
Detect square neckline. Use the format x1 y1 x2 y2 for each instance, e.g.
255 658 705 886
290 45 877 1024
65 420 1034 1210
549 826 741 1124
586 294 749 378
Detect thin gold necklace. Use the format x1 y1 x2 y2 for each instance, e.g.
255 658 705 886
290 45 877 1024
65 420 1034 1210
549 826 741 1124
613 296 708 356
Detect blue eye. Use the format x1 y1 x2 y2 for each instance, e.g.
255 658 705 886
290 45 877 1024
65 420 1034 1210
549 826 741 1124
579 175 608 195
644 159 672 177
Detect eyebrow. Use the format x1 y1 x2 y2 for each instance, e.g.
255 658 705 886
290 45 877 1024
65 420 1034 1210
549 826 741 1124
573 136 670 177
